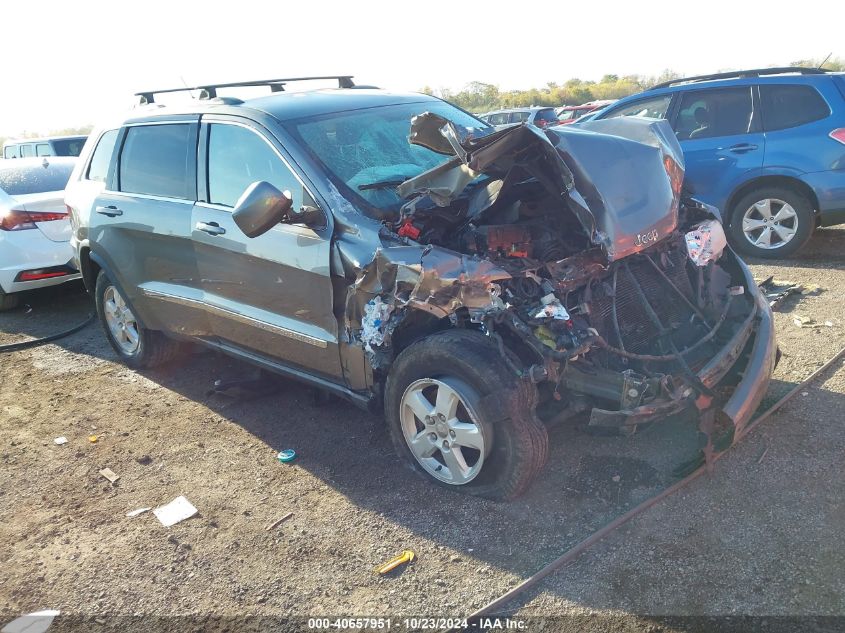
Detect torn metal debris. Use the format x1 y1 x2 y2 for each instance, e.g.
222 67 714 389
329 111 775 450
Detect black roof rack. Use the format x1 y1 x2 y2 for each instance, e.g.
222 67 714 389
135 75 356 104
649 66 829 91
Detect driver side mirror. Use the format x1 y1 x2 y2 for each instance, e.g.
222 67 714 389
233 181 326 238
232 181 292 238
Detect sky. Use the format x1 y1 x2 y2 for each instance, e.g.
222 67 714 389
1 0 841 137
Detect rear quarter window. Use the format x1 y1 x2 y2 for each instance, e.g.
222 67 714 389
534 108 558 123
0 163 75 196
760 84 831 131
86 130 119 183
118 124 192 199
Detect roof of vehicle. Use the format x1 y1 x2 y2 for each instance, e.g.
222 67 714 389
647 66 835 91
584 68 845 121
2 135 87 146
126 87 443 124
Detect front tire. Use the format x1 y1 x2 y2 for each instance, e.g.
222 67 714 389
94 271 182 368
727 186 814 259
385 329 548 500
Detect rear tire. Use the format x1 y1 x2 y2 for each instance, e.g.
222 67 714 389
727 186 814 259
94 271 182 368
385 329 548 500
0 289 21 312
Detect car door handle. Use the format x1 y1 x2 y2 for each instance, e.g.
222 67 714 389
95 205 123 217
196 221 226 236
728 143 758 154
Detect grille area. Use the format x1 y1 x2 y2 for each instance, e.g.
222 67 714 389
590 246 701 355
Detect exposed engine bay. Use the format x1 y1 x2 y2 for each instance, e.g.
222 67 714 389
341 114 773 440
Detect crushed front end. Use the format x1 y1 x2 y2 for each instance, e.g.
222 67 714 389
341 113 776 446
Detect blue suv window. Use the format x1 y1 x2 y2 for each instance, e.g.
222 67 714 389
605 94 672 120
760 84 830 131
675 87 753 140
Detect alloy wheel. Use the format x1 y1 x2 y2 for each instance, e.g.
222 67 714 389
399 377 491 485
741 198 798 250
103 285 140 354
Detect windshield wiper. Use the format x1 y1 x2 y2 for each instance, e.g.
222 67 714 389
358 179 406 191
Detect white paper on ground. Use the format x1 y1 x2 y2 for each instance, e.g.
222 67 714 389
126 507 151 518
1 610 60 633
153 496 198 527
53 437 68 445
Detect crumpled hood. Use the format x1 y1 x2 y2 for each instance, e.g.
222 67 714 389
403 113 685 262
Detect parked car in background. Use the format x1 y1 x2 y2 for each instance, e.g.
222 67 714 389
66 77 775 499
0 157 81 310
555 100 615 125
479 107 559 129
583 67 845 258
3 136 88 160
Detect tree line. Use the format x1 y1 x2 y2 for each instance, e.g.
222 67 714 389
422 57 845 113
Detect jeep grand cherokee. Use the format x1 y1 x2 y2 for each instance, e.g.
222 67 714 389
66 76 777 499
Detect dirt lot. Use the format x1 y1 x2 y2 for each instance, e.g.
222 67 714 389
1 229 844 632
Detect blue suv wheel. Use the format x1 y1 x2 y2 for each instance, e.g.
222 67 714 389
727 186 814 258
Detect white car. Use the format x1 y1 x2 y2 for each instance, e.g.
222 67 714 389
0 157 81 311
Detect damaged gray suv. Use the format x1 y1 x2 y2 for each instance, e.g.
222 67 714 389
67 76 777 500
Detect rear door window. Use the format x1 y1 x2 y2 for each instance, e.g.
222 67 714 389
675 87 753 140
36 144 52 156
489 113 509 125
20 144 35 158
760 84 830 131
510 111 531 123
51 138 87 157
604 94 672 120
206 123 304 209
86 130 119 183
119 124 193 199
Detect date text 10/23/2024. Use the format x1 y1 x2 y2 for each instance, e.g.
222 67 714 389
307 617 527 630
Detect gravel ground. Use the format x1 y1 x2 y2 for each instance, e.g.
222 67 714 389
1 228 844 632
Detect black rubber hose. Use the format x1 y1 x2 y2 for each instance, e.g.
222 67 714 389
0 313 96 353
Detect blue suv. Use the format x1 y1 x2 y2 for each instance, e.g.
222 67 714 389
585 67 845 258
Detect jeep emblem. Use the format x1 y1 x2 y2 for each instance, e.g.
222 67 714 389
634 229 659 247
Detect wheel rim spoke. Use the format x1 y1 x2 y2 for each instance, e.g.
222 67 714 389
772 223 796 242
742 218 767 233
754 227 773 247
772 204 796 223
434 383 460 420
404 390 434 423
408 430 438 459
441 447 471 484
449 420 484 451
124 324 139 346
754 199 773 219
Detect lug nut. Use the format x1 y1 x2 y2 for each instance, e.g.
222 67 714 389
443 441 450 449
429 433 437 442
449 430 456 439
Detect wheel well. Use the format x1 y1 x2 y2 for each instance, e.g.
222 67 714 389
79 248 101 293
726 176 820 226
390 310 451 357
